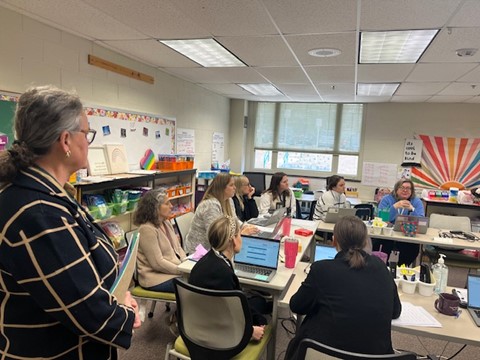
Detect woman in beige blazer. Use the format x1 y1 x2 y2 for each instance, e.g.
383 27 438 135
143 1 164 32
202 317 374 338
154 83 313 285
133 189 186 292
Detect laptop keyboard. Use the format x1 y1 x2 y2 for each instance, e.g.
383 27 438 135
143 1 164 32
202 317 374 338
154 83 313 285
236 264 272 277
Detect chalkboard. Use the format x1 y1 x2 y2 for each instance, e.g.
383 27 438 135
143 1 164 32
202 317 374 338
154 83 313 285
0 95 17 147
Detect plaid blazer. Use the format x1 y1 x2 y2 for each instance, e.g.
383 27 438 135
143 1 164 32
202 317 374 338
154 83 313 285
0 166 135 359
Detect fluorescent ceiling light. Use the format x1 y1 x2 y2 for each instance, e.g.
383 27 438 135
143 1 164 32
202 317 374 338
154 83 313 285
159 38 245 67
360 30 438 63
238 83 283 96
357 83 399 96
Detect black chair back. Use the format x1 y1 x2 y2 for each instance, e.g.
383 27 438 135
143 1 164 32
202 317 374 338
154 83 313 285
354 203 374 220
295 338 417 360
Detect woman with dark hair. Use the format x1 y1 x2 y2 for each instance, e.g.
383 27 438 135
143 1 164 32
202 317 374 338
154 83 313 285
189 216 267 341
184 172 237 254
313 175 350 221
258 172 296 216
285 216 401 359
0 86 140 359
373 179 425 266
133 189 186 293
233 175 259 221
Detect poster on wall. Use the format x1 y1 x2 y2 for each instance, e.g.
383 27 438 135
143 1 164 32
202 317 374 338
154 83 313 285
85 105 175 171
176 128 195 155
361 162 398 187
212 132 224 165
401 138 423 166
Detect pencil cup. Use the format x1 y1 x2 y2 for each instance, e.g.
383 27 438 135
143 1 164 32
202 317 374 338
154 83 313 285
284 237 299 269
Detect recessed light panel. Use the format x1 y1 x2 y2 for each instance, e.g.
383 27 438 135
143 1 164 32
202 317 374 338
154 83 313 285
357 83 399 96
238 83 283 96
159 38 245 67
360 30 438 64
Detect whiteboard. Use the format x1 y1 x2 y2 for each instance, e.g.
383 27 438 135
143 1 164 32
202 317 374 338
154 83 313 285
361 162 398 187
85 105 175 170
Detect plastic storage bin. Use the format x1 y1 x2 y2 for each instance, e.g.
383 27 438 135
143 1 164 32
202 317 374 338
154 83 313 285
127 198 140 211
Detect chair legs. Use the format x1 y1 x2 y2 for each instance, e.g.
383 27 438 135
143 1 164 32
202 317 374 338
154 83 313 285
148 301 156 318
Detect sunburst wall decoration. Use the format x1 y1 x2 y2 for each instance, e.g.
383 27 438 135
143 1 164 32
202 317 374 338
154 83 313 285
411 134 480 190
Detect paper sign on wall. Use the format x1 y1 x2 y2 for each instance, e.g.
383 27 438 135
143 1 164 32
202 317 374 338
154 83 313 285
402 139 423 166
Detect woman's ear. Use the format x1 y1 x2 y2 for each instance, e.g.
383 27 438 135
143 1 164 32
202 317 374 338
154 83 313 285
58 130 71 153
332 235 340 251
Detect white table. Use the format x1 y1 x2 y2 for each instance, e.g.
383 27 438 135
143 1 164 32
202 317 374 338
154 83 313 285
177 219 319 360
279 265 480 347
317 221 480 251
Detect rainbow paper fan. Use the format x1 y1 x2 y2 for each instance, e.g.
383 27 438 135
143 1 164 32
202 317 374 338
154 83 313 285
140 149 156 170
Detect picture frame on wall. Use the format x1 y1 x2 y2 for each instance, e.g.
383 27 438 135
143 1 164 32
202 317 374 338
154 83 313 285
87 146 110 176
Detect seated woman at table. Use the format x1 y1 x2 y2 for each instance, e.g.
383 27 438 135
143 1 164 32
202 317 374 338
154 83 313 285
313 175 350 221
133 189 186 293
258 172 296 216
233 175 259 222
285 216 401 359
373 179 425 266
189 216 269 341
184 172 237 254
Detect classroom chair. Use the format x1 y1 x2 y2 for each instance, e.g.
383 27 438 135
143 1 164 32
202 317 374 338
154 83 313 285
293 338 417 360
125 230 176 318
165 278 272 360
242 171 266 197
354 203 374 220
424 214 480 270
174 211 194 248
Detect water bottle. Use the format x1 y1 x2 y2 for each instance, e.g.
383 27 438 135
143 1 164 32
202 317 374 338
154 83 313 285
432 254 448 294
282 208 292 237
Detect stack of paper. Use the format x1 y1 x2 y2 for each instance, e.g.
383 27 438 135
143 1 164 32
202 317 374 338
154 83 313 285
392 302 442 327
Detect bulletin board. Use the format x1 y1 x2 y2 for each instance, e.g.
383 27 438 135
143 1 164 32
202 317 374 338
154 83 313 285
0 94 19 146
85 105 176 170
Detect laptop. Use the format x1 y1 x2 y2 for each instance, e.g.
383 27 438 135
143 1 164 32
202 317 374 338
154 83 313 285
252 216 286 239
234 235 281 283
393 215 429 234
324 207 357 223
467 274 480 327
315 244 338 262
247 207 286 226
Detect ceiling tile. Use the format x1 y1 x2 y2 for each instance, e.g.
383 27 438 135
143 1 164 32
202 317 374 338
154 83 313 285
396 82 449 95
161 67 232 83
357 64 415 82
438 82 480 96
391 95 431 102
406 63 477 82
255 67 308 84
306 66 355 83
427 95 474 102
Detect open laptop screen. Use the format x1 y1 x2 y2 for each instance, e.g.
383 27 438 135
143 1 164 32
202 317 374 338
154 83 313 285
315 244 337 262
468 274 480 308
235 236 280 270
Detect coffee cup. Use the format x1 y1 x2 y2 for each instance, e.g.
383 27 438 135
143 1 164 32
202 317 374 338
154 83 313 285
434 293 460 316
284 237 299 269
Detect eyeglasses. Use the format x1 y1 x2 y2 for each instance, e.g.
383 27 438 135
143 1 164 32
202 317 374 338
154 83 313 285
243 183 251 187
76 129 96 144
399 186 412 191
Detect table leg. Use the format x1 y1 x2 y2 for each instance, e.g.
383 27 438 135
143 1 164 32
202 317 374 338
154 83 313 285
266 293 279 360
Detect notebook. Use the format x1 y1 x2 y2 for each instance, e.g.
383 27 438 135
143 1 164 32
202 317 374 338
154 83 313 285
467 274 480 327
234 235 280 283
315 244 338 262
324 207 357 223
393 215 429 234
247 207 286 226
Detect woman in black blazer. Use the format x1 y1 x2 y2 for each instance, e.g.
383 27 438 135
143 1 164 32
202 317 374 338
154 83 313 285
189 215 268 341
285 216 401 359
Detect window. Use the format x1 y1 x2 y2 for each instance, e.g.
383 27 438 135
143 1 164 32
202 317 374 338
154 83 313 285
251 103 363 177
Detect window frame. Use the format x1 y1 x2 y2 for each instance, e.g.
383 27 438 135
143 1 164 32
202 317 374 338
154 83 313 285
246 102 365 179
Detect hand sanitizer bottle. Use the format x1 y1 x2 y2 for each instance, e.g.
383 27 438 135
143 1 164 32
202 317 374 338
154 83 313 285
432 254 448 294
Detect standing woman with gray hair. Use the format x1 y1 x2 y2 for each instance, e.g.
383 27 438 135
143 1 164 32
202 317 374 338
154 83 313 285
133 189 186 293
0 86 140 360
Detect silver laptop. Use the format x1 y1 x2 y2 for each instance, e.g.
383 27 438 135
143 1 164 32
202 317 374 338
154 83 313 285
247 207 286 226
467 274 480 327
324 207 357 223
393 215 429 234
234 236 280 283
252 216 286 239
